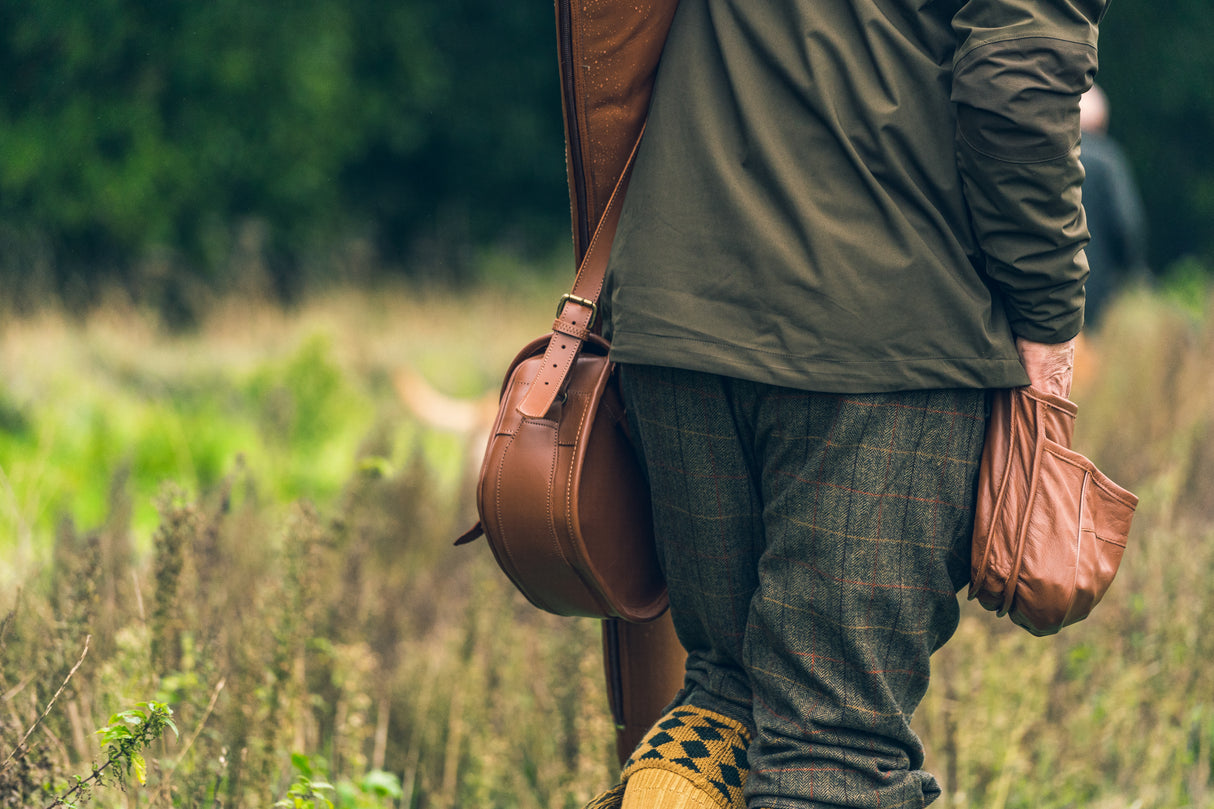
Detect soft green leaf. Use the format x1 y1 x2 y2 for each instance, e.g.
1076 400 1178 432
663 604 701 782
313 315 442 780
119 710 144 726
360 770 403 798
132 752 147 785
290 751 312 777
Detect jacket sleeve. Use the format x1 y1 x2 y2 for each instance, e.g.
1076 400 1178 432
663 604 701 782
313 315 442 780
951 0 1106 343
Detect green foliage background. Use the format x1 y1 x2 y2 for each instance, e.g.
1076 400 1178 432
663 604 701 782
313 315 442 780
1 1 1209 311
0 0 566 307
1098 1 1214 274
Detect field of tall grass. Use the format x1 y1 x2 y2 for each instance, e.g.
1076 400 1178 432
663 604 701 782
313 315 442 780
1 267 1211 808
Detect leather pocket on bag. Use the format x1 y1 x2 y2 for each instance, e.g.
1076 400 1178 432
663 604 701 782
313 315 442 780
1008 437 1134 634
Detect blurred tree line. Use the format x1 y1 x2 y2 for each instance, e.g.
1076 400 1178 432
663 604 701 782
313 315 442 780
0 0 567 315
0 0 1209 317
1097 0 1214 281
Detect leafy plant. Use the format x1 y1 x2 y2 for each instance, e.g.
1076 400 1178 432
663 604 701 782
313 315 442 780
47 701 178 808
336 769 404 808
277 754 403 809
276 754 336 809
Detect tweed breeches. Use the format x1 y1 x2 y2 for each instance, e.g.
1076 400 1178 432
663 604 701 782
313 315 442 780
618 365 988 809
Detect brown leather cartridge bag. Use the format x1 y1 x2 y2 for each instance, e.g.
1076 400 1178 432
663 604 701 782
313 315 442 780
455 132 668 623
462 326 667 622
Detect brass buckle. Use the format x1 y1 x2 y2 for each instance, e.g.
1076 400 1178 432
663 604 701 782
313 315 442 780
555 293 598 330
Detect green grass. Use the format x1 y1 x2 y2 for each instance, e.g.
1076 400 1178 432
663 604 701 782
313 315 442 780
0 273 565 582
1 273 1212 808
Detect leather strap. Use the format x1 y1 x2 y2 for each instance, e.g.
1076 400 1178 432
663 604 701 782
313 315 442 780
517 129 645 420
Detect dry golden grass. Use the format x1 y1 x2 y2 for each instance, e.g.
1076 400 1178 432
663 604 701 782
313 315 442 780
0 277 1211 808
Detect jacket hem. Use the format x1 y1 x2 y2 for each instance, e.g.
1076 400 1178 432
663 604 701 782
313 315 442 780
608 333 1031 394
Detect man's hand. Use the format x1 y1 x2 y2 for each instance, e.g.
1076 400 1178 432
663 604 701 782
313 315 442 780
1015 336 1076 399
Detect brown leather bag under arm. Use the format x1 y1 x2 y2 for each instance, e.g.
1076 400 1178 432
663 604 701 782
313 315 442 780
970 386 1138 635
454 134 668 624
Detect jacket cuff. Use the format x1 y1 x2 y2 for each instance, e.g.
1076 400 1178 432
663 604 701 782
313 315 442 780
1008 306 1085 343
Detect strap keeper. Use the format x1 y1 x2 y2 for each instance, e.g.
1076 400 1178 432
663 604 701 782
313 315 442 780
552 319 592 341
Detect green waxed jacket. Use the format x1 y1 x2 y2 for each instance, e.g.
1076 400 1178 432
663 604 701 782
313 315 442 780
601 0 1105 393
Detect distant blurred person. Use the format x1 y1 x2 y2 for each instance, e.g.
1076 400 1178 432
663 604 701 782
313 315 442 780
1079 83 1149 329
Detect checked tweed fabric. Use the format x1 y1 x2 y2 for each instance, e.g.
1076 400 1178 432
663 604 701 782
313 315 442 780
583 706 751 809
618 365 988 809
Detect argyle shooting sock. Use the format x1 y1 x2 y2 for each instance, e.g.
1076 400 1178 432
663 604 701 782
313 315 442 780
583 705 751 809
